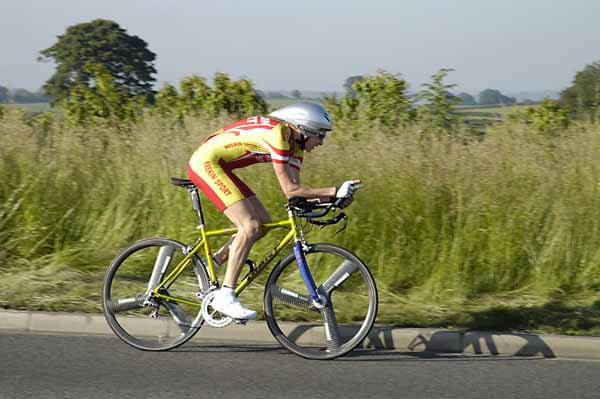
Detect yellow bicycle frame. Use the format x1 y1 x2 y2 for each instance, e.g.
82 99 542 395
151 213 300 307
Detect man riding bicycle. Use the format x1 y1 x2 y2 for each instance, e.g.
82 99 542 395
187 102 360 320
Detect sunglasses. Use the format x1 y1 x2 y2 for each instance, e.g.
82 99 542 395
318 129 330 139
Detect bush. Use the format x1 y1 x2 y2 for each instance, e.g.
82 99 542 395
152 73 267 126
560 61 600 122
324 70 415 129
61 63 145 129
509 99 570 135
416 68 461 130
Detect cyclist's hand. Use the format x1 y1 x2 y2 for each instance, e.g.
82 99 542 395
338 196 354 209
336 180 361 198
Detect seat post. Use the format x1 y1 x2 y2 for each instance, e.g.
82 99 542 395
189 187 206 228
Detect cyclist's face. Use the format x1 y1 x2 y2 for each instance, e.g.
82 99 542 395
304 133 325 152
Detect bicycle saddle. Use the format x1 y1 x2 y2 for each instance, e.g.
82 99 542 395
170 177 197 189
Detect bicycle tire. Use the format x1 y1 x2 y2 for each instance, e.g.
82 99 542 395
264 243 377 359
102 237 209 351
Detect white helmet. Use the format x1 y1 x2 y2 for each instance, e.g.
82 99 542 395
269 102 332 137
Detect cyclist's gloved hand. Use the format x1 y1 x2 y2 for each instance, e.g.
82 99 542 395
336 180 361 198
337 197 354 209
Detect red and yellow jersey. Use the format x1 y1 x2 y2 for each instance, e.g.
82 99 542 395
193 116 304 170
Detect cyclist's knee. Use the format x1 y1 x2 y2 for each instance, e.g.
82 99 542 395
238 219 262 242
256 218 271 239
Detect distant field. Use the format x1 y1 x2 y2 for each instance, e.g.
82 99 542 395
2 101 528 124
4 102 51 113
454 104 530 128
456 104 527 117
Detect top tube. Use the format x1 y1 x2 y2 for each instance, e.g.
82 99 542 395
203 218 294 238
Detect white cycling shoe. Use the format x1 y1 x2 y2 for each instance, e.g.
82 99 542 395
210 289 257 320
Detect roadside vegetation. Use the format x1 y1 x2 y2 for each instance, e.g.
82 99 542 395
1 66 599 335
1 18 599 336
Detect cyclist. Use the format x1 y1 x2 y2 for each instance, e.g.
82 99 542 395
187 102 359 320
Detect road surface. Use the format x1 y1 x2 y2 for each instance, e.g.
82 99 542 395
1 332 599 399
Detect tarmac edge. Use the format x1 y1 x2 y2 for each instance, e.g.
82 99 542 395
1 310 599 359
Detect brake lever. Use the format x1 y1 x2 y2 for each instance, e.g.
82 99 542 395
335 213 349 235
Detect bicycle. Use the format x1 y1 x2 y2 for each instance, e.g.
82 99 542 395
102 177 378 359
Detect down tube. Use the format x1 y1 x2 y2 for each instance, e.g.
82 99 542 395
293 241 320 302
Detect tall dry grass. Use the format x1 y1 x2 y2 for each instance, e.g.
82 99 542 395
1 109 600 325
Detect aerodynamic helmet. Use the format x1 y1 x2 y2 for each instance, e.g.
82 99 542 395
269 102 332 137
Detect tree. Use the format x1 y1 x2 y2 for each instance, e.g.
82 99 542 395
61 63 144 129
152 72 268 124
0 86 10 103
457 92 477 106
263 91 290 100
560 61 600 121
416 68 461 129
478 89 516 106
39 19 156 104
179 75 211 115
152 83 184 123
325 70 414 128
291 89 302 100
343 75 363 97
12 88 50 103
509 99 569 135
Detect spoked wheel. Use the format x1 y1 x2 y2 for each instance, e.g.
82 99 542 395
264 243 378 359
102 238 210 351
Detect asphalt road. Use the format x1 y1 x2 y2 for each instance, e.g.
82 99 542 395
1 332 600 399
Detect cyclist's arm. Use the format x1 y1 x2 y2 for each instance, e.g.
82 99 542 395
289 165 300 185
273 162 335 199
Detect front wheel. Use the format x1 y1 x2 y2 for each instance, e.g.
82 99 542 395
264 243 378 359
102 237 210 351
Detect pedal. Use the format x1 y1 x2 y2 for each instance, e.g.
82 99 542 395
235 319 248 325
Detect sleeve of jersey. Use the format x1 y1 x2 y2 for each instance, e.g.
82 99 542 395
263 125 292 165
289 145 304 170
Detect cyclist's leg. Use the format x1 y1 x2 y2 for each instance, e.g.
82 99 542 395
221 198 266 286
205 198 266 319
248 195 273 226
188 157 266 319
213 196 272 264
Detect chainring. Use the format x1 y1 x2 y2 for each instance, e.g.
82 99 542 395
201 291 233 328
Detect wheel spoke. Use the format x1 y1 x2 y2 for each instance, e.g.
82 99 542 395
265 244 377 359
161 300 191 330
103 239 211 351
147 246 176 292
321 302 341 352
270 286 315 310
108 294 146 313
319 259 359 294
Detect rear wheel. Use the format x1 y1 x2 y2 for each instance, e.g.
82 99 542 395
264 243 377 359
102 237 209 351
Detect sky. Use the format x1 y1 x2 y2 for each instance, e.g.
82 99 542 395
1 0 600 96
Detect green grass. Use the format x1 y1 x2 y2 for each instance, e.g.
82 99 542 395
1 109 599 335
